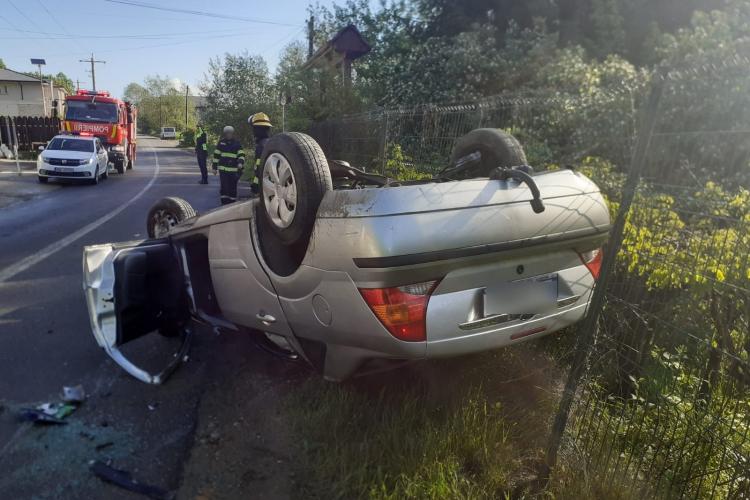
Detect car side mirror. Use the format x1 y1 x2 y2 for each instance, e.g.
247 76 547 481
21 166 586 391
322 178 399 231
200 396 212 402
38 145 45 151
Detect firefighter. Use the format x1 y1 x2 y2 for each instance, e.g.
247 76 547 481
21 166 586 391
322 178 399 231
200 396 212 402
195 124 208 184
211 125 246 205
247 112 273 194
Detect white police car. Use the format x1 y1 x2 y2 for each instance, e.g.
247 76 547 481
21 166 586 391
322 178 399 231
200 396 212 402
37 133 110 185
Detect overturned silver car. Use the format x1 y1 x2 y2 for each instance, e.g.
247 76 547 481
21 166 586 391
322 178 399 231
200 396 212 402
83 130 610 383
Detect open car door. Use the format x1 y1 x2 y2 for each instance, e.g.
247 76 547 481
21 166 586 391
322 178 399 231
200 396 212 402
83 239 192 384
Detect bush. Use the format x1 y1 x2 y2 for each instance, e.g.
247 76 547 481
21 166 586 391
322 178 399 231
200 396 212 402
179 128 196 147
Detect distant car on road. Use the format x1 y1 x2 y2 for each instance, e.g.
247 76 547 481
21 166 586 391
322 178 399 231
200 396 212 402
37 133 109 185
160 127 177 140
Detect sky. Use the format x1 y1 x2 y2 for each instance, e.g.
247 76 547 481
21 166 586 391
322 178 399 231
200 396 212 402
0 0 352 98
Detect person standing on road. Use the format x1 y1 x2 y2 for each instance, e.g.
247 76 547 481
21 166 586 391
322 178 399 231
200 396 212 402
211 126 246 205
248 112 273 195
195 125 208 184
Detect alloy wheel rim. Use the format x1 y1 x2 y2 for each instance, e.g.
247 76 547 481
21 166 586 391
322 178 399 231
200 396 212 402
153 210 178 238
262 153 297 229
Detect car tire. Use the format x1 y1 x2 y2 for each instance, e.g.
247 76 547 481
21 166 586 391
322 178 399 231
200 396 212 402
38 176 48 184
449 128 527 179
90 167 100 185
115 159 125 174
259 132 332 246
147 196 197 238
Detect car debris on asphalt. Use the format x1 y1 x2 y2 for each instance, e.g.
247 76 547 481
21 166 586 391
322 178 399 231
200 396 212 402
62 384 86 403
89 460 170 500
19 403 76 425
18 385 87 425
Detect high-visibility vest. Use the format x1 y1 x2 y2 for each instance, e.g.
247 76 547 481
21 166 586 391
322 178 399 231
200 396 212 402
196 128 207 152
212 138 245 172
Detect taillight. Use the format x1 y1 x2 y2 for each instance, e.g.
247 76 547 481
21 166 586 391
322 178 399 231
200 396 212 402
358 280 440 342
578 248 603 280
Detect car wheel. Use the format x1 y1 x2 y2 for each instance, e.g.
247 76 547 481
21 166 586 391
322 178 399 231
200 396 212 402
259 132 332 246
115 159 125 174
91 167 100 185
38 176 48 184
147 196 197 238
102 165 109 179
449 128 527 179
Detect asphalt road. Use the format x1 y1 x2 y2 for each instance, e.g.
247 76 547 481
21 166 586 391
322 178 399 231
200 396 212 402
0 137 299 499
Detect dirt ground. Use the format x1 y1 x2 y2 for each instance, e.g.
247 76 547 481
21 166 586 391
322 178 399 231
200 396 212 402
177 331 311 500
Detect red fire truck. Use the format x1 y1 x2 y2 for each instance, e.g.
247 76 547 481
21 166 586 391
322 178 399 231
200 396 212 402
61 90 137 174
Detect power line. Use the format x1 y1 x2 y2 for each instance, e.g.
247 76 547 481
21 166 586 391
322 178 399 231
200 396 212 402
260 27 306 55
36 0 83 51
36 0 71 34
0 25 249 40
46 30 256 57
104 0 303 28
7 0 44 32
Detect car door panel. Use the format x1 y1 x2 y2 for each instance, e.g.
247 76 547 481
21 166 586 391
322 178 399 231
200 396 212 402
208 220 292 335
83 240 191 383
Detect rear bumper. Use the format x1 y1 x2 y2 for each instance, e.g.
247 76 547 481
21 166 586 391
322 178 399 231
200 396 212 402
425 301 587 358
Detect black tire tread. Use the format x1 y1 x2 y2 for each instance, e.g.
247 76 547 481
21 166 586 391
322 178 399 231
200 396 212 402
146 196 196 238
450 128 527 178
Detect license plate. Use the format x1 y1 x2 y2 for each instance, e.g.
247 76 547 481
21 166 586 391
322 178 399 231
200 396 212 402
484 274 558 315
55 167 74 173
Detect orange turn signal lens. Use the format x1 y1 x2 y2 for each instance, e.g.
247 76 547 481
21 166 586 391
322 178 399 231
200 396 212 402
358 280 440 342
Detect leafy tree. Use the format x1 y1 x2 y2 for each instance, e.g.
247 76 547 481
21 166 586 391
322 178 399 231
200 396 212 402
587 0 626 57
0 58 6 69
20 70 75 94
52 72 74 94
122 76 197 134
199 52 275 145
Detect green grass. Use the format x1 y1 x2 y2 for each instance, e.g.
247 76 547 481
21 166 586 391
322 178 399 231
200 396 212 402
285 339 652 499
286 346 564 499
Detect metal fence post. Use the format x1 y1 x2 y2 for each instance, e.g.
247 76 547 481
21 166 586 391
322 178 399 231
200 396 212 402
11 117 21 175
380 109 389 175
541 70 667 481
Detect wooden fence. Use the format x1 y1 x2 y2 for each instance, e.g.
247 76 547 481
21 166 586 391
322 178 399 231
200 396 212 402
0 116 61 151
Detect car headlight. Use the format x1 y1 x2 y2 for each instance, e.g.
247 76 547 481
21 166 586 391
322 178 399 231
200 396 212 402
112 145 125 152
86 158 95 165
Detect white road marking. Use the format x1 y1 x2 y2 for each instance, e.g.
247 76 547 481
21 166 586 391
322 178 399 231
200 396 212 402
0 150 161 283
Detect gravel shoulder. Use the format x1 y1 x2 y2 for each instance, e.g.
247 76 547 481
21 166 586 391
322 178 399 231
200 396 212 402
0 160 58 210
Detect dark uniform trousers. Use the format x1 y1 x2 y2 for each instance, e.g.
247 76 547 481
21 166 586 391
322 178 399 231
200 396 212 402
197 153 208 181
195 129 208 182
212 138 246 205
252 136 269 195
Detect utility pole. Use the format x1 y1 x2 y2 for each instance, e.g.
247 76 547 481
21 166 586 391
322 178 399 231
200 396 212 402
79 53 105 92
185 85 189 130
307 16 315 59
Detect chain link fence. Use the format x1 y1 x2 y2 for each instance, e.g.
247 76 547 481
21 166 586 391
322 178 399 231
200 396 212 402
308 59 749 498
309 88 637 178
551 65 750 499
